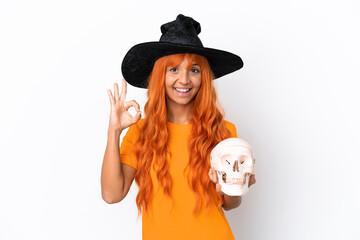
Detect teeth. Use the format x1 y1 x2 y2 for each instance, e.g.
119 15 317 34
175 88 190 92
215 170 246 184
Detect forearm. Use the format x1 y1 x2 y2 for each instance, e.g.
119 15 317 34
101 130 124 203
222 195 242 211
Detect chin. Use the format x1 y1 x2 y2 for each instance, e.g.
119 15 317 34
167 96 194 106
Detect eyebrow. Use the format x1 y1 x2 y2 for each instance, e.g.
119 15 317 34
167 63 199 68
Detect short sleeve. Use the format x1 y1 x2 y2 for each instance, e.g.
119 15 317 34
224 121 238 138
119 122 141 170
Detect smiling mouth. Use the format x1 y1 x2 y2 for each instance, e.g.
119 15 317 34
174 88 191 92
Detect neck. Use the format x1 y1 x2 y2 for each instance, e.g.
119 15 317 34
166 100 194 125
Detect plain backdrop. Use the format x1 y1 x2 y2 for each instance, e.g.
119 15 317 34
1 0 359 239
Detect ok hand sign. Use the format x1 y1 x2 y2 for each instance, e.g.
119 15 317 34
107 79 141 133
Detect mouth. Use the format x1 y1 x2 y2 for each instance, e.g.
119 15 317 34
174 88 191 92
173 87 192 97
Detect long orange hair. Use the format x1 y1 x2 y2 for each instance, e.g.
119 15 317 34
134 53 231 217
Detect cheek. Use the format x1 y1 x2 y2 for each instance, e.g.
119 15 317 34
164 75 171 86
196 76 202 87
165 76 175 90
192 76 202 91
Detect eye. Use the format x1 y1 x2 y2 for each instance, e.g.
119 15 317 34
191 68 200 73
169 67 178 72
225 160 230 164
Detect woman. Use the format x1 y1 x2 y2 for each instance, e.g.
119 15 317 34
101 14 256 240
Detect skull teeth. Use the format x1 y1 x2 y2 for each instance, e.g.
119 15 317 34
215 170 245 184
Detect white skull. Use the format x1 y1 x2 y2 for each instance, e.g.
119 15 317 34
210 138 255 196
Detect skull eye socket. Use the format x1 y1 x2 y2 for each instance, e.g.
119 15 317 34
220 154 236 166
239 155 252 167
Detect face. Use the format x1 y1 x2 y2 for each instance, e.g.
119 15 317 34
164 56 202 107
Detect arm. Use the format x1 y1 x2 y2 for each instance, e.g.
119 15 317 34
101 129 136 204
101 80 140 204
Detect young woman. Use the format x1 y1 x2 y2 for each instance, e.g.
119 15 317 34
101 14 256 240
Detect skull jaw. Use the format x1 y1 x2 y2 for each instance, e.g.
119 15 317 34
218 174 251 196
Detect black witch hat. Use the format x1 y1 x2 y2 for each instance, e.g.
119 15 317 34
121 14 243 88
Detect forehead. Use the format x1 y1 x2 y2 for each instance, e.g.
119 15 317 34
175 58 198 67
166 54 199 68
218 146 252 154
211 138 253 157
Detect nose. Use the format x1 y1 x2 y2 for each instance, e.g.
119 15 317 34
178 70 191 84
233 161 240 172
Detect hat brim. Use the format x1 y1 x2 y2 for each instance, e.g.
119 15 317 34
121 42 243 88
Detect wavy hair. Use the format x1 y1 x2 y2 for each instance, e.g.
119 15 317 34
134 53 231 218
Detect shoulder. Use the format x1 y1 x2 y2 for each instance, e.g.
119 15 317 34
223 120 238 138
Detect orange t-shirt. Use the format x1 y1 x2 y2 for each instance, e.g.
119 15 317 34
120 119 238 240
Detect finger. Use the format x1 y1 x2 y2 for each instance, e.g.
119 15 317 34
208 169 215 182
125 100 140 111
114 82 120 103
107 89 114 106
120 79 127 103
214 169 219 182
209 168 218 183
130 110 142 124
249 174 256 187
251 174 256 182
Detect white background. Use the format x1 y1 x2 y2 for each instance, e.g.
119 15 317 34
1 0 359 239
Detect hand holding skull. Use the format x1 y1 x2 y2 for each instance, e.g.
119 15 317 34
209 138 256 196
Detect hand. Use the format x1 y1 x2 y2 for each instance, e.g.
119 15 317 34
248 174 256 187
208 167 256 195
208 167 224 195
107 79 141 133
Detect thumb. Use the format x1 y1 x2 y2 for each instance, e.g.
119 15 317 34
216 184 224 195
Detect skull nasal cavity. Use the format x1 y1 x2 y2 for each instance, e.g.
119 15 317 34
233 161 240 172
